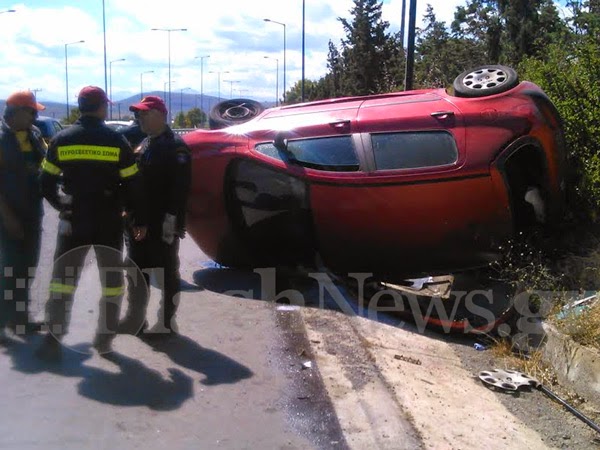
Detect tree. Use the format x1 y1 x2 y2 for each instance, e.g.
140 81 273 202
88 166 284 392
62 108 80 125
416 5 487 88
173 112 188 128
451 0 565 65
285 79 321 104
338 0 391 95
186 108 205 128
452 0 503 62
520 36 600 219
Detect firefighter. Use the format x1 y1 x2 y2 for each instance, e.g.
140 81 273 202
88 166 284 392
35 86 147 360
0 91 47 338
118 95 191 337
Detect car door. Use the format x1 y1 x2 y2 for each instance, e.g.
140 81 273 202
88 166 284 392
225 101 364 268
308 93 508 278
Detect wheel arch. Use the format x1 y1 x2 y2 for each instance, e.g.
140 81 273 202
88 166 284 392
494 137 553 229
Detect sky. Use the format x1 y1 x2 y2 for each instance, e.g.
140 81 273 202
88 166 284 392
0 0 568 109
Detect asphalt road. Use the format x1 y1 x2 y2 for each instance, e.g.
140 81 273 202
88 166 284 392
2 202 600 450
0 203 346 450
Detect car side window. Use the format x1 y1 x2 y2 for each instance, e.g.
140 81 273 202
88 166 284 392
371 131 458 170
255 136 359 172
52 121 63 134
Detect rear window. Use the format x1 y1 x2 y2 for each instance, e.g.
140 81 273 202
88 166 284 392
255 136 359 172
34 121 50 136
371 131 458 170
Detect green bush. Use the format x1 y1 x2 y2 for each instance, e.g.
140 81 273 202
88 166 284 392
520 38 600 220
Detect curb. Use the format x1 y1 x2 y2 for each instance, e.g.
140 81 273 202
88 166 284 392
541 322 600 407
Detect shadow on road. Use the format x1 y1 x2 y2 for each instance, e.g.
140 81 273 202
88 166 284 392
192 265 529 350
1 331 252 410
140 333 253 386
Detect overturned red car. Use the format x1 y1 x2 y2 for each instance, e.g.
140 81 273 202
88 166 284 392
182 65 566 283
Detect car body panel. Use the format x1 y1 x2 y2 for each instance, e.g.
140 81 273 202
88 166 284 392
34 116 64 145
182 80 566 280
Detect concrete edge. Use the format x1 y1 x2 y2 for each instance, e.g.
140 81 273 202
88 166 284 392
541 322 600 408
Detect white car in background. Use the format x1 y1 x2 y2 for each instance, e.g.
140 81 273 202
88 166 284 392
104 120 133 132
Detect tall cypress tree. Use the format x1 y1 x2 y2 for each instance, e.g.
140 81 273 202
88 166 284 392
338 0 390 95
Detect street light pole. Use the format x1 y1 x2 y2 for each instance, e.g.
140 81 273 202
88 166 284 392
223 80 240 99
140 70 154 100
180 87 192 116
65 40 85 120
102 0 107 94
164 80 176 100
31 88 43 101
302 0 306 102
109 58 125 120
209 71 230 103
264 56 279 106
151 28 187 124
263 18 286 104
194 55 210 120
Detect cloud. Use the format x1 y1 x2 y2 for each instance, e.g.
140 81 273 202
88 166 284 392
0 0 496 111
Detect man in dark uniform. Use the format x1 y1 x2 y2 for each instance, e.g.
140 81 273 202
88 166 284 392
0 91 47 339
36 86 147 360
119 96 191 336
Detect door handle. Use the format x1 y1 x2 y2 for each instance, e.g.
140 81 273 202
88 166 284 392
431 111 455 119
329 119 351 129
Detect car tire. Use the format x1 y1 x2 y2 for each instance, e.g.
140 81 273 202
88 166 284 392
452 65 519 98
209 98 265 130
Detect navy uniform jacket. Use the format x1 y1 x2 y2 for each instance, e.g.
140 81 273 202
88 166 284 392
40 115 146 237
0 121 46 224
136 127 191 239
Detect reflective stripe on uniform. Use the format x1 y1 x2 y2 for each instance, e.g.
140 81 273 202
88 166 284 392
41 159 62 175
49 282 76 294
119 163 139 178
57 145 121 162
102 286 125 297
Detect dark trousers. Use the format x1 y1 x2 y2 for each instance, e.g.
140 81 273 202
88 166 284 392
0 221 42 328
45 231 124 339
124 234 181 329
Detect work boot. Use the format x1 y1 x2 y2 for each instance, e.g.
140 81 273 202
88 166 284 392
117 316 148 336
35 335 62 362
144 317 178 339
92 334 115 355
8 320 44 336
0 327 7 344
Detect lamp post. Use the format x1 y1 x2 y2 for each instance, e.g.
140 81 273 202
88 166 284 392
164 81 176 110
65 40 85 120
302 0 305 102
223 80 240 99
140 70 154 100
180 87 192 116
31 88 43 101
264 56 279 106
194 55 210 120
151 28 187 123
102 0 107 93
109 58 125 120
209 71 230 102
263 18 286 104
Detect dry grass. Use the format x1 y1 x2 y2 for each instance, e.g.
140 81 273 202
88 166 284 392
487 338 587 407
489 338 557 387
553 299 600 348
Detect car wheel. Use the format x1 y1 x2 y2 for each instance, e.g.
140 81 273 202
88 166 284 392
452 65 519 98
209 98 265 130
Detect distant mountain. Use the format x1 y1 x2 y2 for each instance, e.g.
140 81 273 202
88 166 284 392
0 91 273 122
